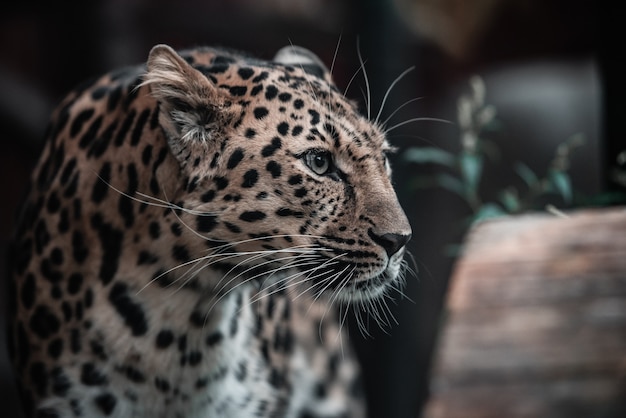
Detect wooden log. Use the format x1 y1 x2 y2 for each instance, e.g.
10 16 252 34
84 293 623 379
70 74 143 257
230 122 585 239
423 208 626 418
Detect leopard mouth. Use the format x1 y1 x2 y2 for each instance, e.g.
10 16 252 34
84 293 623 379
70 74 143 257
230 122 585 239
233 246 407 304
303 252 406 303
339 273 391 302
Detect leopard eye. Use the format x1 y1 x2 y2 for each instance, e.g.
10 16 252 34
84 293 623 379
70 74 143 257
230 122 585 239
303 150 332 176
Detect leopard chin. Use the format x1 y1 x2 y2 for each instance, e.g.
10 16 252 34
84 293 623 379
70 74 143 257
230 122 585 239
336 248 409 304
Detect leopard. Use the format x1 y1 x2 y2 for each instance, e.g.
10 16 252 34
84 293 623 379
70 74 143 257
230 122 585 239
7 43 412 418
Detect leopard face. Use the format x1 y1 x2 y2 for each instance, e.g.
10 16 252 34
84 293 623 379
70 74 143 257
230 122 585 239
143 45 412 303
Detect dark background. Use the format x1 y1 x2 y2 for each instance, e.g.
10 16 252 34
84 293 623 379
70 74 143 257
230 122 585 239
1 1 619 417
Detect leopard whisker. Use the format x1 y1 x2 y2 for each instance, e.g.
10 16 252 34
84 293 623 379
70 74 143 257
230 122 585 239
287 255 344 293
328 266 356 311
256 259 322 293
326 32 342 119
156 186 228 246
214 255 325 316
370 287 390 326
383 116 452 134
374 66 415 125
335 285 354 357
343 60 365 99
373 291 396 331
211 251 282 296
313 262 351 305
354 302 372 338
332 269 356 345
208 250 325 312
220 251 318 295
205 234 326 255
404 250 419 280
168 253 218 294
329 32 342 82
137 191 219 216
100 176 220 221
138 250 245 295
209 246 321 298
256 254 323 291
175 249 314 296
297 252 348 304
363 290 387 334
388 278 413 304
380 291 400 325
314 275 344 343
396 261 413 297
315 265 353 344
356 37 371 120
105 182 224 250
288 259 346 302
299 251 347 283
245 260 327 308
139 246 317 295
287 38 319 103
202 244 327 299
295 258 349 319
271 262 337 296
207 255 310 314
380 97 423 129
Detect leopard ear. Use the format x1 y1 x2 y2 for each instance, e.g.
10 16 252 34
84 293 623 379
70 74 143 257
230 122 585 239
273 45 331 82
143 44 226 145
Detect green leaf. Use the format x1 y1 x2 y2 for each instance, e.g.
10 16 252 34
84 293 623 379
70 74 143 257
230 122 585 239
404 147 456 168
434 173 466 197
499 189 520 213
549 169 572 204
460 152 483 192
514 162 538 188
472 203 506 223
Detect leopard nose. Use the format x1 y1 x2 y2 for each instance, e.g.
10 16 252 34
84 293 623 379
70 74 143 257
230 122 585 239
368 230 411 257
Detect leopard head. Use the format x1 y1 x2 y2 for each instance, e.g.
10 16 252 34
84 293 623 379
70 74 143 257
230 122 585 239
143 44 412 303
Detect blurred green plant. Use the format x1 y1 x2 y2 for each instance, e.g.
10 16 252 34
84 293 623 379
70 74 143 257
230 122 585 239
403 75 599 225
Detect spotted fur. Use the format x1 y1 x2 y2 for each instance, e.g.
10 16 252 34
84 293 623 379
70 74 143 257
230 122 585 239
8 44 412 417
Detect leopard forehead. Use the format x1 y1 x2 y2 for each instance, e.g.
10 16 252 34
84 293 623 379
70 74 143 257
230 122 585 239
183 47 389 156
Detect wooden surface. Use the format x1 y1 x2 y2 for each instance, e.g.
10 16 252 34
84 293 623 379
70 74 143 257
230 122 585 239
422 208 626 418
